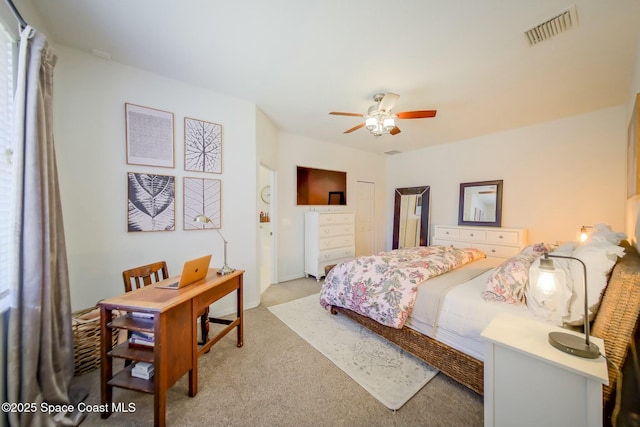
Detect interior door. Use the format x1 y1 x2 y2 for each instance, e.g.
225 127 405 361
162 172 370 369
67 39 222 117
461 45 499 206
355 181 375 256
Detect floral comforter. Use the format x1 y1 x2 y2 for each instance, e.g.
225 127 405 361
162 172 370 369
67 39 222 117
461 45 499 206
319 245 486 328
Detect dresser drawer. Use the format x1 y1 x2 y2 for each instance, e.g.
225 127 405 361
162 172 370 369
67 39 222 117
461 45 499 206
319 235 354 250
318 213 354 226
486 230 520 245
474 243 520 258
319 223 354 238
434 227 460 240
432 239 463 249
459 228 486 241
318 246 356 263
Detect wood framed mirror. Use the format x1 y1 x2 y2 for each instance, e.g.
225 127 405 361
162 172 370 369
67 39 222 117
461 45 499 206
393 186 430 249
458 180 503 227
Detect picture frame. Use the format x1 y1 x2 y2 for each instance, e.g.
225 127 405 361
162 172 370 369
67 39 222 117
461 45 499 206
458 180 503 227
627 93 640 199
184 117 222 174
127 172 175 232
183 177 222 230
125 103 175 168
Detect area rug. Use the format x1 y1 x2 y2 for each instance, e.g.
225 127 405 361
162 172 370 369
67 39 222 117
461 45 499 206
268 293 439 410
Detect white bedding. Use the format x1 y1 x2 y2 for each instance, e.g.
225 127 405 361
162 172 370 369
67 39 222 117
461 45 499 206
405 257 539 361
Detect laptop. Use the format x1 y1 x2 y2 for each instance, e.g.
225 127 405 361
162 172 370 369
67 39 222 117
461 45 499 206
156 255 212 289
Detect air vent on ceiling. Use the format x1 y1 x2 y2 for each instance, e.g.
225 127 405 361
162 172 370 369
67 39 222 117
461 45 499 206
384 150 401 155
525 5 578 46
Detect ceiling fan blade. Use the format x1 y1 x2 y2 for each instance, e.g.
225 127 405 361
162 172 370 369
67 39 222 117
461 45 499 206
329 112 363 117
344 123 365 134
396 110 437 119
390 126 401 135
378 92 400 113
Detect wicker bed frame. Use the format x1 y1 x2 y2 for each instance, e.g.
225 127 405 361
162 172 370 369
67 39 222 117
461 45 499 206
330 240 640 406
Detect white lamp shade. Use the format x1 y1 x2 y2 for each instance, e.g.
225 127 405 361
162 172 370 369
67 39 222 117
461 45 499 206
383 117 395 130
365 117 377 130
528 260 566 310
537 269 561 296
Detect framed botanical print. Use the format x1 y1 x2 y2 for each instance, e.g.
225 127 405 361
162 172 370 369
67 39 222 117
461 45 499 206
127 172 175 232
184 117 222 173
627 93 640 198
183 177 221 230
125 103 175 168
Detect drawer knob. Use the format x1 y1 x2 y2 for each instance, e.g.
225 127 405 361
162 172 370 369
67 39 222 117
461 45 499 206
499 235 503 239
470 233 474 237
446 231 449 235
491 249 496 253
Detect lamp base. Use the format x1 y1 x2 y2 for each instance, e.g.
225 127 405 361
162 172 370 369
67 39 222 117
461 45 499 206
217 264 236 276
548 331 600 359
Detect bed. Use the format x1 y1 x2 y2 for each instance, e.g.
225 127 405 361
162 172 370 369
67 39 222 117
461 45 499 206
321 229 640 411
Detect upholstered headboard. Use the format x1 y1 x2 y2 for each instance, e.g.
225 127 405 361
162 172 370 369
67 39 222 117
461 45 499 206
591 240 640 404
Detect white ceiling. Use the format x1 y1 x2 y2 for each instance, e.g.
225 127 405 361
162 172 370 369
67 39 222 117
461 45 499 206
18 0 640 154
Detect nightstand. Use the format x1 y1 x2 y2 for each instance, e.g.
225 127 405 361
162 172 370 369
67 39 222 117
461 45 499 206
481 314 609 427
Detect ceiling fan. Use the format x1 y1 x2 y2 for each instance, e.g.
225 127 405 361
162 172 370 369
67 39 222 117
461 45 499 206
329 92 437 137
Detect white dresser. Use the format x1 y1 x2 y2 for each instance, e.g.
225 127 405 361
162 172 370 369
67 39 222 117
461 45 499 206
432 225 527 258
304 211 356 281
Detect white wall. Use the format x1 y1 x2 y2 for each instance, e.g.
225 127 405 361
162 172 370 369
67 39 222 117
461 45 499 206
276 133 387 282
53 45 260 313
48 30 640 309
387 106 627 246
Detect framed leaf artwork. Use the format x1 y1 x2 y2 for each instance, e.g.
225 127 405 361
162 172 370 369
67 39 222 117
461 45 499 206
127 172 175 232
184 117 222 173
183 177 221 230
627 93 640 198
125 103 175 168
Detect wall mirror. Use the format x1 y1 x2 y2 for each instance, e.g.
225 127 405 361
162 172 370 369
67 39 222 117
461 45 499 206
458 180 503 227
393 186 430 249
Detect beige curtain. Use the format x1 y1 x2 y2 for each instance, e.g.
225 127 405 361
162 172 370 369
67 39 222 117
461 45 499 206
7 26 84 427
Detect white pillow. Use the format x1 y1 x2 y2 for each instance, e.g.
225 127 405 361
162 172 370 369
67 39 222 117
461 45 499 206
587 223 626 245
563 239 625 325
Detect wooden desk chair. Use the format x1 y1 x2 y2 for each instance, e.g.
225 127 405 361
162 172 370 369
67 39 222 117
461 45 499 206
122 261 210 345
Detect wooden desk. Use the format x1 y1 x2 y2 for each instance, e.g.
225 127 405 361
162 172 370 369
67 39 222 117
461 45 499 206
99 269 243 427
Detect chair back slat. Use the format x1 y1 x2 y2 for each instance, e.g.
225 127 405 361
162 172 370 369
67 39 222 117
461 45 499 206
122 261 169 293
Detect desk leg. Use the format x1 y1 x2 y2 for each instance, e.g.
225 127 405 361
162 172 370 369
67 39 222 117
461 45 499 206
100 307 113 419
237 275 244 347
155 389 167 427
190 299 198 397
200 307 209 345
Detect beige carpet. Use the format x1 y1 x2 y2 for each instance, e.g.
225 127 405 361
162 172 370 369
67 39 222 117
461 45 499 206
268 293 438 410
71 277 483 426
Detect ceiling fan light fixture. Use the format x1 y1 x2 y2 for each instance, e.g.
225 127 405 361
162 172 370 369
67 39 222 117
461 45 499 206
383 117 395 131
365 117 377 131
329 92 437 137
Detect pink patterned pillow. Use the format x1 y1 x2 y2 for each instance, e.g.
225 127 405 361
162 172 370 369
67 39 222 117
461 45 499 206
482 243 548 303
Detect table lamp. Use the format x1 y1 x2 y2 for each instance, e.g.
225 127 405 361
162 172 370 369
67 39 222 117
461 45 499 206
533 252 599 358
193 215 235 275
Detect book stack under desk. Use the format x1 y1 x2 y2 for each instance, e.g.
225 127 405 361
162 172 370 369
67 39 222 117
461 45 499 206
131 361 154 380
129 331 154 348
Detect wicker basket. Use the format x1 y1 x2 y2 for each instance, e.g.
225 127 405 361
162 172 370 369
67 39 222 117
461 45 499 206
72 306 112 376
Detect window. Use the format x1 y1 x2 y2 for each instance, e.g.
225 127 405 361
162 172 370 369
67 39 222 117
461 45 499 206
0 22 14 312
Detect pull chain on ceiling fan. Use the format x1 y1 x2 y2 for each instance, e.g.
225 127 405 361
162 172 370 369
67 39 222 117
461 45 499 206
329 92 437 137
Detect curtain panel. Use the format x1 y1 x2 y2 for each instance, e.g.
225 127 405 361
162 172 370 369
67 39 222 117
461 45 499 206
7 26 81 427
